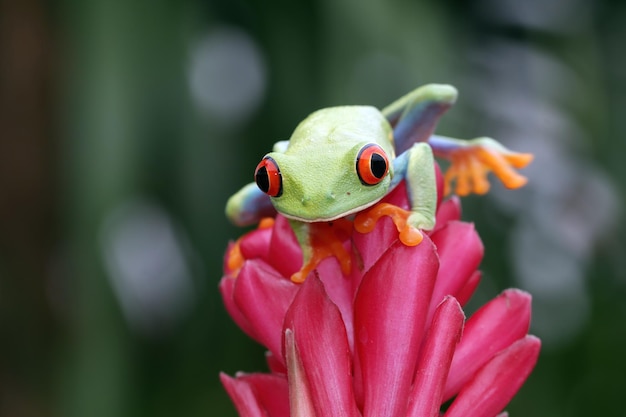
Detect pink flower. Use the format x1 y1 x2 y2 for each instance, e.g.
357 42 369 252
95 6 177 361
219 180 540 417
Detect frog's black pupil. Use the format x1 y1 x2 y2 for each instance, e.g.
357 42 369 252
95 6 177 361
370 153 387 179
256 166 270 193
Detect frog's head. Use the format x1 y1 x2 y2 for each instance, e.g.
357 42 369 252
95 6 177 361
254 106 395 222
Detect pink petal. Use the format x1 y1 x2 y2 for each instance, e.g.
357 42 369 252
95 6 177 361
353 216 403 274
407 296 465 417
268 215 302 277
444 335 541 417
381 181 410 209
220 372 265 417
219 371 295 417
354 237 440 417
444 289 532 400
433 196 462 231
233 260 298 361
219 276 257 340
428 221 483 323
283 277 360 417
266 351 287 374
239 226 273 262
455 270 481 307
315 256 357 352
238 373 290 417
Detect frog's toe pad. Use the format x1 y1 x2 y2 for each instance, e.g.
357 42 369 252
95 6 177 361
354 202 423 247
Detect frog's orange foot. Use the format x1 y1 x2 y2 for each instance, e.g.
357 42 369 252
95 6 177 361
354 203 424 247
444 142 533 196
290 219 353 284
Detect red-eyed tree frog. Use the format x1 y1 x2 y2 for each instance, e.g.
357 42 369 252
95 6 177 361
226 84 532 283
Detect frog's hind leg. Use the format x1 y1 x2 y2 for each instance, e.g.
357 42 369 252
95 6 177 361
382 84 458 155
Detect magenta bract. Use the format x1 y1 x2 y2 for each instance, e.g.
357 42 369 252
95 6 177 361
219 181 539 417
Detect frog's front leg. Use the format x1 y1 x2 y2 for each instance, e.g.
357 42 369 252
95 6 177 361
354 142 437 246
428 135 533 196
289 219 353 283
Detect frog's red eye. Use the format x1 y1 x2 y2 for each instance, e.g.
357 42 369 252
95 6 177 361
356 144 389 185
255 156 282 197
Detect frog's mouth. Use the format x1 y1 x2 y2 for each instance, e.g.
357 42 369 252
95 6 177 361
277 196 384 223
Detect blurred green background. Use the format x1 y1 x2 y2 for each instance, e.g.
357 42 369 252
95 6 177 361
1 0 625 416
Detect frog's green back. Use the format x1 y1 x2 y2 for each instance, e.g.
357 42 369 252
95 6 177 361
286 106 395 158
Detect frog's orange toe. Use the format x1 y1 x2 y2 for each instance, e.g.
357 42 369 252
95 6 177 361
505 151 534 169
355 203 423 247
226 241 245 276
291 263 316 284
444 145 533 196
